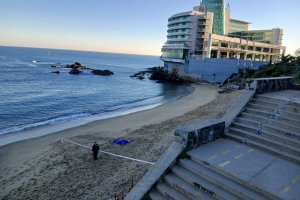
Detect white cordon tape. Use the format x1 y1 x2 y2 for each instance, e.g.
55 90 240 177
61 138 155 165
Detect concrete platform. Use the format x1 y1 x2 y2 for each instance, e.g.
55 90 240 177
188 139 300 200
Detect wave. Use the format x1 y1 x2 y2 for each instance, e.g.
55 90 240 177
0 113 90 136
0 93 184 136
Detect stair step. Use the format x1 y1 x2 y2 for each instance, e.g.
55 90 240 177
172 166 240 200
156 183 188 200
164 174 214 200
240 112 266 122
248 102 300 120
262 124 300 142
226 132 300 165
248 103 276 113
255 95 300 108
188 148 282 200
149 190 165 200
236 117 260 127
180 159 266 200
252 98 300 114
245 108 300 125
251 98 280 108
280 111 300 121
241 112 300 131
232 122 300 148
229 126 300 156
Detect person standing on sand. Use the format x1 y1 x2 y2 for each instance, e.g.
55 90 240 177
92 142 100 160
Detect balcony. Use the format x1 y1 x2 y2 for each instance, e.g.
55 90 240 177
167 38 191 42
167 31 191 36
168 18 192 25
168 25 191 31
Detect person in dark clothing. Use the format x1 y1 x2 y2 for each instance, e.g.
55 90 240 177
92 142 100 160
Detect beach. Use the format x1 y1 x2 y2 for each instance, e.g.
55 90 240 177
0 84 241 199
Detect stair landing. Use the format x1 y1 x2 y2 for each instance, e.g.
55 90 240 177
188 139 300 200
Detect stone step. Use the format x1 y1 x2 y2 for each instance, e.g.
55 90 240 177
172 165 239 200
236 117 260 127
156 182 188 200
245 108 300 126
229 126 300 156
248 103 276 113
179 159 267 200
148 190 166 200
262 124 300 143
232 122 300 148
241 112 300 131
279 110 300 121
164 174 214 200
248 102 300 120
255 95 300 108
188 149 282 200
251 98 300 114
240 112 266 122
226 132 300 165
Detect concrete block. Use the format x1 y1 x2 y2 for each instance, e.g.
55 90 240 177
175 119 225 151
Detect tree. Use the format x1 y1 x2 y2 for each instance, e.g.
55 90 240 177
295 48 300 57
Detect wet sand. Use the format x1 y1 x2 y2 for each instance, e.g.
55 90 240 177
0 84 241 199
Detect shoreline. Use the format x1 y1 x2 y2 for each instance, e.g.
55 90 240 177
0 84 242 199
0 85 193 147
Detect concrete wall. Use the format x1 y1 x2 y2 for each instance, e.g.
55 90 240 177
164 58 267 83
247 77 294 94
187 58 268 83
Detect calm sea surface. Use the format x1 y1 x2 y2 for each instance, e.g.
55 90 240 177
0 46 190 136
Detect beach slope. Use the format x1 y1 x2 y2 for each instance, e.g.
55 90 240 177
0 84 241 199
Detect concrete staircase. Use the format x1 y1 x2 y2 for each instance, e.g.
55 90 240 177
227 94 300 165
148 150 276 200
147 93 300 200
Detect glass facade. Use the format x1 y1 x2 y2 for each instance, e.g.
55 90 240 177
161 49 188 60
228 31 273 44
229 20 248 34
201 0 225 35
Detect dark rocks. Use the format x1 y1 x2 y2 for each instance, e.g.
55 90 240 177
51 62 92 70
131 66 193 84
50 62 114 76
91 69 114 76
51 71 60 74
69 69 81 75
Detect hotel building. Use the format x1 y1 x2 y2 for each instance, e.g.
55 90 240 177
161 0 286 82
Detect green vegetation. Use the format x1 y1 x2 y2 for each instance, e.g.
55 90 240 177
235 55 300 84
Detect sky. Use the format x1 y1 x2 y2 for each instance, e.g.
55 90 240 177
0 0 299 56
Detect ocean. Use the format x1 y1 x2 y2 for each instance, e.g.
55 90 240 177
0 46 191 138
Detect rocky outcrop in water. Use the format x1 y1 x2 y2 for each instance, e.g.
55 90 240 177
69 69 81 75
91 69 114 76
51 71 60 74
50 62 114 76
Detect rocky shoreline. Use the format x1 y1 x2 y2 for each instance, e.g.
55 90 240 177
131 66 194 84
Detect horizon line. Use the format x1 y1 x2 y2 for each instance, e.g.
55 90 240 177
0 44 161 57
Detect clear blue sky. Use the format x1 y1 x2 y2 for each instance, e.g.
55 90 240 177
0 0 299 55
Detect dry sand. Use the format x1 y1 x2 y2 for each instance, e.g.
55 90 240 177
0 84 241 200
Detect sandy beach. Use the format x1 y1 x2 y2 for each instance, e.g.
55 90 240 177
0 84 241 199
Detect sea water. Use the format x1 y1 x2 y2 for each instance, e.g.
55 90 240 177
0 46 191 137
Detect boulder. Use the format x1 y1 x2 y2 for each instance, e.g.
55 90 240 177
69 69 81 75
91 69 114 76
